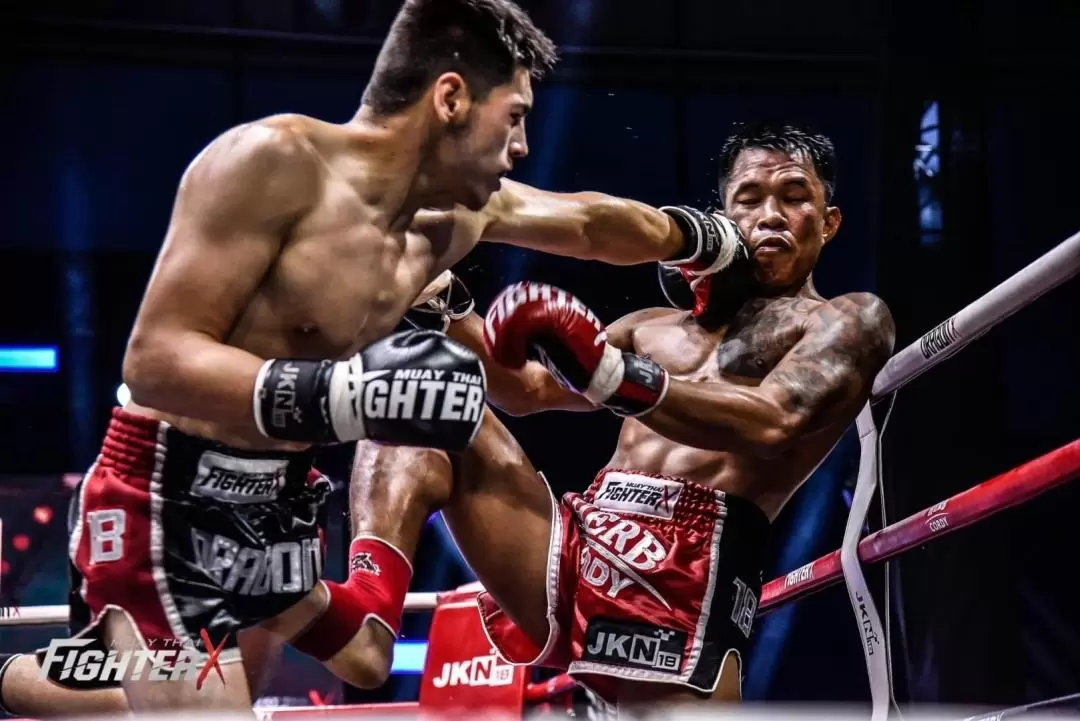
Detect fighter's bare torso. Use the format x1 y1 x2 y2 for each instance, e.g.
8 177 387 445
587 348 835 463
607 295 859 520
128 115 476 449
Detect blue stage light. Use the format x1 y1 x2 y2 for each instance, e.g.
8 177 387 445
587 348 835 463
0 346 59 373
390 641 427 674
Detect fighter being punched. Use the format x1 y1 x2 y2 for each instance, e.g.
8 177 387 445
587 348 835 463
351 123 896 710
0 0 742 715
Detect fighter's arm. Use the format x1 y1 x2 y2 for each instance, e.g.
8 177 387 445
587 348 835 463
642 293 896 456
122 122 321 427
476 179 684 265
449 307 665 416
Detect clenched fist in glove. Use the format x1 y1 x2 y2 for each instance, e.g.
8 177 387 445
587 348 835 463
660 205 754 320
483 282 669 417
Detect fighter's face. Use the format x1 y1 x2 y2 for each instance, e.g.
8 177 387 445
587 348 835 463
722 148 841 292
438 68 532 211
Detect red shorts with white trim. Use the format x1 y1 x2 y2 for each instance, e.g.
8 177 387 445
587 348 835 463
63 409 329 669
478 468 770 703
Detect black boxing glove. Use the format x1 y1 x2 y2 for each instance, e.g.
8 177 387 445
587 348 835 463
404 271 476 332
254 330 486 451
659 205 754 318
657 264 696 312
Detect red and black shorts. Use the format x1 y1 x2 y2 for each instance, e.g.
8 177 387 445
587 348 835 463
41 409 329 685
478 468 770 703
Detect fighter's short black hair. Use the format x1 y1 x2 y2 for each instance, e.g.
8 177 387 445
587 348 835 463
717 123 838 204
362 0 558 116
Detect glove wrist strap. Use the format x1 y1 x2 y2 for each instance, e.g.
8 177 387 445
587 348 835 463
607 353 669 418
254 358 343 442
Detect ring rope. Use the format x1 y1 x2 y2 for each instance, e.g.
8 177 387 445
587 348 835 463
960 691 1080 721
871 230 1080 399
760 436 1080 614
840 229 1080 720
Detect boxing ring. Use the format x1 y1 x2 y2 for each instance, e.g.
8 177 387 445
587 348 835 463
2 230 1079 720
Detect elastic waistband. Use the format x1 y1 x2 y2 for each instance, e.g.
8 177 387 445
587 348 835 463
98 408 316 483
586 468 770 531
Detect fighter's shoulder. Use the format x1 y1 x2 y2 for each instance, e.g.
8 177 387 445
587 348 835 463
409 180 536 259
820 292 893 328
183 115 322 188
812 292 896 356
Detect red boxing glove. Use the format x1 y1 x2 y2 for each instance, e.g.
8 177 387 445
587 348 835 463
483 282 669 417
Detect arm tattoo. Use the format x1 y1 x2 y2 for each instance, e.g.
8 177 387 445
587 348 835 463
766 293 896 421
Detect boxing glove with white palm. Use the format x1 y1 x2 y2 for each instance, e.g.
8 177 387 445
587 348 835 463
483 282 668 417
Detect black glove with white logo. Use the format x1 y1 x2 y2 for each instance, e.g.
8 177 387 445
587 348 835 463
659 205 754 320
254 330 486 451
405 271 476 332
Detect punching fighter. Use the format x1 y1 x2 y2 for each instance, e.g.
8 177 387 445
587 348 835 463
0 0 741 714
349 123 896 710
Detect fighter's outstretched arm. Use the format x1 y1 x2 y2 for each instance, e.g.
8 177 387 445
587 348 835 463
640 293 896 456
122 122 321 427
485 283 895 457
478 179 685 265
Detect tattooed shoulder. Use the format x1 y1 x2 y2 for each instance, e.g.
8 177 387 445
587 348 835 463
762 292 896 423
818 292 897 365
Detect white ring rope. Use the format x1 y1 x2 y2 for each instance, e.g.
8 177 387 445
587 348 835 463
843 230 1080 721
872 230 1080 398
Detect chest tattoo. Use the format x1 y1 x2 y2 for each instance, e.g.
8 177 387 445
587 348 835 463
714 298 809 378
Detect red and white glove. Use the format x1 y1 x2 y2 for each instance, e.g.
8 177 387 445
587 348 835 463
483 282 669 417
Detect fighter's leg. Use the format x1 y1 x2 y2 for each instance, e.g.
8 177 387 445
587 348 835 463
100 610 252 712
0 627 280 717
262 443 452 690
0 653 126 716
266 409 552 685
440 407 555 646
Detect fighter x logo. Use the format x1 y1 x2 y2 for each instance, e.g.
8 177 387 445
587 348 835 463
196 629 229 690
350 552 380 576
656 485 676 514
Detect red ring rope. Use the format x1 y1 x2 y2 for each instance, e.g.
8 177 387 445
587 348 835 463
760 437 1080 613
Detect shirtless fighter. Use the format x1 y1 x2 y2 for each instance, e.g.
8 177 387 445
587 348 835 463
349 123 896 710
0 0 739 715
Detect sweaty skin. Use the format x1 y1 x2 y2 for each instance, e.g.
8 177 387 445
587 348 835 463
451 146 895 519
450 290 893 520
121 69 682 451
69 65 687 713
347 146 895 712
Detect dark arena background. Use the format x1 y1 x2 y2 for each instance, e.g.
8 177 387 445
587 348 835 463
1 0 1079 718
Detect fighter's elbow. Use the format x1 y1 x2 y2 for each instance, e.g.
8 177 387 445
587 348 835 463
747 413 803 459
121 331 185 408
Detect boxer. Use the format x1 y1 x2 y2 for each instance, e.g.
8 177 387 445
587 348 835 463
0 0 740 712
349 123 896 712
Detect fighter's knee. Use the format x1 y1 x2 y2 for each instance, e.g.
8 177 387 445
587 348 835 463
326 631 393 690
353 441 452 509
459 410 522 470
